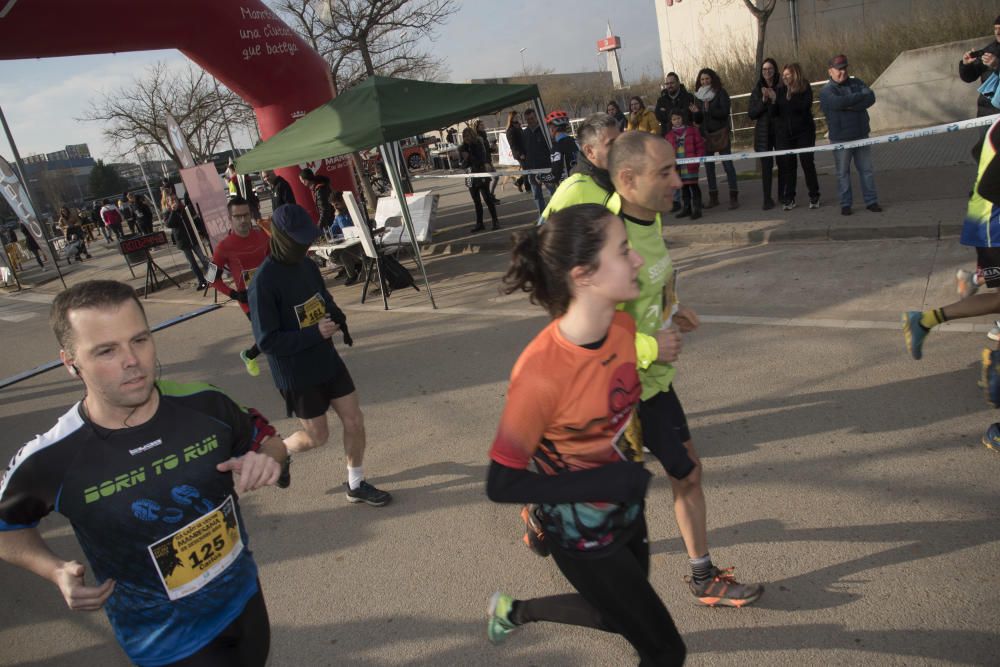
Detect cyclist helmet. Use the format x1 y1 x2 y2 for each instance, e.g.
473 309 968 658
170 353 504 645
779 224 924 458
545 110 570 127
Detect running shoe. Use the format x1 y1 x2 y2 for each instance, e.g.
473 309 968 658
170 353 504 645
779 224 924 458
809 196 820 209
277 456 292 489
956 269 980 298
983 423 1000 453
345 480 392 506
989 321 1000 342
240 350 260 377
902 311 929 360
487 592 518 645
685 566 763 607
521 505 550 557
782 199 796 211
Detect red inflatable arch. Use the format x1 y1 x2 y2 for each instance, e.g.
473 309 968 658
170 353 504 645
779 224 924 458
0 0 352 218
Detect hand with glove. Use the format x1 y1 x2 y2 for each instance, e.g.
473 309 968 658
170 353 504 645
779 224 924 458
339 321 353 347
231 289 248 304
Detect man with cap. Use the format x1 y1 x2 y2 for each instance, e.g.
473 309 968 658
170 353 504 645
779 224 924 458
819 54 881 216
248 204 391 506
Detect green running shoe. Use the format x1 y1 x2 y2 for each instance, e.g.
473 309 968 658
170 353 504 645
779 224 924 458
902 311 928 360
487 592 517 645
240 350 260 377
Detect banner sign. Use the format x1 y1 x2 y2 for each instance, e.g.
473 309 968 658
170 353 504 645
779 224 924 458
120 231 168 254
166 113 196 169
180 163 230 249
497 133 518 167
0 154 47 249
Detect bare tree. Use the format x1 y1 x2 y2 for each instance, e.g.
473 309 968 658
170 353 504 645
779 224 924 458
80 62 256 166
741 0 778 75
270 0 456 92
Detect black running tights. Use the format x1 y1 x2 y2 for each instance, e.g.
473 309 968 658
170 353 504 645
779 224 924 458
166 587 270 666
512 518 686 666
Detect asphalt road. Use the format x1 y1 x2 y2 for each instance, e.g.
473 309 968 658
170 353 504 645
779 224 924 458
0 236 997 666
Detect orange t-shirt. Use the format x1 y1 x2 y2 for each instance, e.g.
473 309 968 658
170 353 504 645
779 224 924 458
489 311 643 552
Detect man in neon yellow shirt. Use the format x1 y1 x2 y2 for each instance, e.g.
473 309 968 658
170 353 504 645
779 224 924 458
539 113 620 222
609 130 763 607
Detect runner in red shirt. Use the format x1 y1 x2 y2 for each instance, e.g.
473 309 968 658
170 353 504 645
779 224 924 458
210 195 270 378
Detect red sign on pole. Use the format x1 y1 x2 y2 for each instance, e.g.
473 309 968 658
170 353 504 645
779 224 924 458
597 36 621 52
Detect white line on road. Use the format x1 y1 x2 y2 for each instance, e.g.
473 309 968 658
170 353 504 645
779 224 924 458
0 313 35 323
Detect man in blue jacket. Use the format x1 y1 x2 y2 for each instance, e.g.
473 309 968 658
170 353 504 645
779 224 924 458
819 54 882 216
249 204 391 506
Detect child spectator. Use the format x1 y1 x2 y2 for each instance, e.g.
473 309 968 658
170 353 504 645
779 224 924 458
664 110 705 219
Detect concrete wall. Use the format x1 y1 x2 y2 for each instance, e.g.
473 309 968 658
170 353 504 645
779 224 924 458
868 36 990 133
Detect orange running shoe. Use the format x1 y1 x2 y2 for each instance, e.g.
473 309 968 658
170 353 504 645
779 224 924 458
685 566 763 607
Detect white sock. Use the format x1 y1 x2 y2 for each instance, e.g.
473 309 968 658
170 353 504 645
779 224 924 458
348 466 364 490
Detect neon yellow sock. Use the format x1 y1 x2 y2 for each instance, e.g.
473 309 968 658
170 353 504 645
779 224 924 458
920 309 946 329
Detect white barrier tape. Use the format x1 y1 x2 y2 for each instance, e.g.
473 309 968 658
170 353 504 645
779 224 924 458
413 168 552 180
676 113 999 165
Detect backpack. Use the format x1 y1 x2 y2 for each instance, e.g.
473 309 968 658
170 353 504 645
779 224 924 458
379 255 418 293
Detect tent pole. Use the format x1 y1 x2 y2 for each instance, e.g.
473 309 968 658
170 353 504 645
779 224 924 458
378 143 436 309
533 98 552 151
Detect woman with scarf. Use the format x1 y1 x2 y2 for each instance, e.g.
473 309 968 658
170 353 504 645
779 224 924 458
747 58 779 210
690 68 740 209
606 101 628 132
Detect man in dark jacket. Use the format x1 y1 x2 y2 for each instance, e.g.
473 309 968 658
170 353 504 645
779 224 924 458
249 204 391 507
654 73 696 136
960 17 1000 119
263 169 296 211
164 193 209 289
819 54 881 216
522 107 551 214
298 168 333 230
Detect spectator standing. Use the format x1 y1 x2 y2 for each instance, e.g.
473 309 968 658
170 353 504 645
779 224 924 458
626 96 659 134
19 222 45 268
544 110 580 187
665 109 705 220
522 107 552 214
654 72 696 136
606 100 628 132
91 201 109 243
263 169 296 210
774 63 821 211
819 54 881 216
460 127 500 232
164 192 209 290
99 199 125 241
298 168 333 231
747 58 779 210
129 193 154 234
119 193 137 235
474 119 500 204
505 111 529 193
960 17 1000 119
691 68 740 210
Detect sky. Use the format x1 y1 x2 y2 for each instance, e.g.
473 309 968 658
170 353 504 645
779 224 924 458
0 0 662 163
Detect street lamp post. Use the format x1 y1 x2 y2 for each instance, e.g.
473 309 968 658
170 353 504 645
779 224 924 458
519 48 527 74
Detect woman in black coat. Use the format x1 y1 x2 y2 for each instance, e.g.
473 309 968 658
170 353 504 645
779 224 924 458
774 63 820 210
505 110 529 192
459 127 499 232
747 58 779 210
606 101 628 132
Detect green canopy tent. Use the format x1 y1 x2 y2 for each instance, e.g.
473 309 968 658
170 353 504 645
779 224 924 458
235 75 546 309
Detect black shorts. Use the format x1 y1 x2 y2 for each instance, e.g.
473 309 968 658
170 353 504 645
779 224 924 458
638 388 696 480
976 247 1000 288
280 359 356 420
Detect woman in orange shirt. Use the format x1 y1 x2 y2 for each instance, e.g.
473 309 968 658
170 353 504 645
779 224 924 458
485 204 686 666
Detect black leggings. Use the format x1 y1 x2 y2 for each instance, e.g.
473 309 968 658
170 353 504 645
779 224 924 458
513 518 686 666
760 156 775 200
469 179 498 226
243 311 261 360
166 587 270 667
